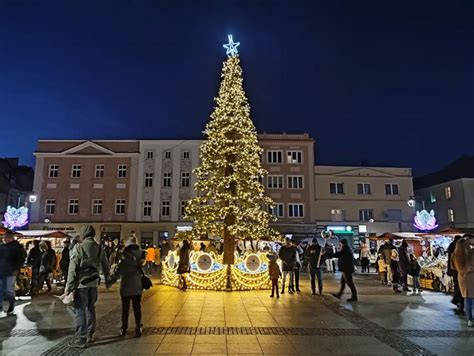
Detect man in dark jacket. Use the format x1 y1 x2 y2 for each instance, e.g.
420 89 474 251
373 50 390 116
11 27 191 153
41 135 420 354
66 225 111 349
330 239 358 302
278 237 297 294
448 235 463 314
305 238 325 295
398 240 411 292
27 240 42 295
0 232 26 314
60 239 71 287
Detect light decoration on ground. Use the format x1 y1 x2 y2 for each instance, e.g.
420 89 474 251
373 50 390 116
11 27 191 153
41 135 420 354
3 206 29 229
413 209 438 231
161 250 271 291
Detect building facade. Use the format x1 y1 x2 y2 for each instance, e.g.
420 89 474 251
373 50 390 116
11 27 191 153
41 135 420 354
30 135 317 245
414 156 474 229
313 165 415 249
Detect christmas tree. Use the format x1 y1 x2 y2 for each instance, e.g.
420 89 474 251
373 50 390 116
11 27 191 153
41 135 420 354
185 35 276 264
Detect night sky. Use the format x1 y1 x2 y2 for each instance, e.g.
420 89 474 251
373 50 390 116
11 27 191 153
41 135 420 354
0 1 473 175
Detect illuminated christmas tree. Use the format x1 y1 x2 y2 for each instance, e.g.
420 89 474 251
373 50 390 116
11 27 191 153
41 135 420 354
185 35 276 265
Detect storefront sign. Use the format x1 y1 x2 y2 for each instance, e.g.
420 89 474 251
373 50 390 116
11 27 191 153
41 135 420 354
176 226 192 232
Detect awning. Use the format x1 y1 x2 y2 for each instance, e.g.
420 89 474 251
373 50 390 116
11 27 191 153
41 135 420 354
14 230 72 239
0 226 15 235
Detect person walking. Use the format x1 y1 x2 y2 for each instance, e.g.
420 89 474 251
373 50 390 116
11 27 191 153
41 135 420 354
27 240 42 296
330 239 358 302
452 234 474 327
408 254 421 295
177 240 191 291
111 236 144 337
36 241 56 294
268 253 281 298
0 232 26 315
398 240 411 292
66 225 111 349
360 242 370 273
145 244 155 275
305 238 325 295
278 237 296 294
377 253 388 285
60 239 71 287
448 235 464 314
325 242 336 273
154 245 161 274
293 241 303 293
390 246 402 293
383 240 396 286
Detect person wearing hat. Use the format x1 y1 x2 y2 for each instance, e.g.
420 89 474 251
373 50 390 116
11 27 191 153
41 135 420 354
66 225 111 349
329 239 358 302
111 236 144 337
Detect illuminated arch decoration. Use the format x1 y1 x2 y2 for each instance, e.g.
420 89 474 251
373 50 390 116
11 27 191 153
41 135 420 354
161 250 271 291
3 206 29 230
413 209 438 231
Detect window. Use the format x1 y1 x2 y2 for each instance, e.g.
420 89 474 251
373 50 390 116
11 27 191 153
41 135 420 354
448 209 455 223
95 164 104 178
144 172 153 188
143 201 152 216
45 199 56 215
287 151 302 164
357 183 371 195
92 199 103 215
164 151 171 159
146 151 154 159
430 191 436 203
359 209 374 221
48 164 59 178
117 164 127 178
330 182 344 194
331 209 345 222
267 175 283 189
71 164 81 178
270 203 284 218
181 172 190 187
288 203 304 217
385 183 399 195
163 172 172 187
288 175 304 189
445 186 452 200
161 200 170 217
385 209 402 222
115 199 126 215
68 199 79 215
267 151 283 164
183 151 190 159
180 200 187 217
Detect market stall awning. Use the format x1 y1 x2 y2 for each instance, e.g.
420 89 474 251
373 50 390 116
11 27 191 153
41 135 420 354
0 226 15 235
372 232 423 240
437 228 474 235
15 230 72 239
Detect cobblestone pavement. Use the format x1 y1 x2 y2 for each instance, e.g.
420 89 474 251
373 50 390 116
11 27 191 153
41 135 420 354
0 273 473 355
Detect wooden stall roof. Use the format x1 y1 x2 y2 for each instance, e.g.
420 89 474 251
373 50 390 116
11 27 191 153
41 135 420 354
15 230 72 239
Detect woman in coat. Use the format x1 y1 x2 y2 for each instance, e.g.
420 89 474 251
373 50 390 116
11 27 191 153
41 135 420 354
452 234 474 327
177 240 191 291
113 237 144 337
36 241 56 294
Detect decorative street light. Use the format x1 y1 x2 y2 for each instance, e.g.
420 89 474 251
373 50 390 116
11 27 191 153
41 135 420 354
28 194 37 204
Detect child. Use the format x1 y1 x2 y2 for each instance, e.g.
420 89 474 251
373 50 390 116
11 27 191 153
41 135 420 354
377 253 387 285
268 253 281 298
408 254 422 295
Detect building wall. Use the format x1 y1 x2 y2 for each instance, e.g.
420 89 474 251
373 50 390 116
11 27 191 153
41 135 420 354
313 165 415 235
415 178 474 228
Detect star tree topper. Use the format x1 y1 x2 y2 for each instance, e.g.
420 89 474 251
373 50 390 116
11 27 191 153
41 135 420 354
223 34 240 56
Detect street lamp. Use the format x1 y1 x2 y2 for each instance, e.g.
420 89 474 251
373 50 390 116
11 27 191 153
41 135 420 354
407 196 425 209
28 194 37 204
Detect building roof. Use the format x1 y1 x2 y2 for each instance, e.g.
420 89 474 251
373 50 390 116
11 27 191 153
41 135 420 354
414 155 474 189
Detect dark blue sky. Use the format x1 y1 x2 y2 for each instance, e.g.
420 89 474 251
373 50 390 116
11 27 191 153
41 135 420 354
0 0 473 175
